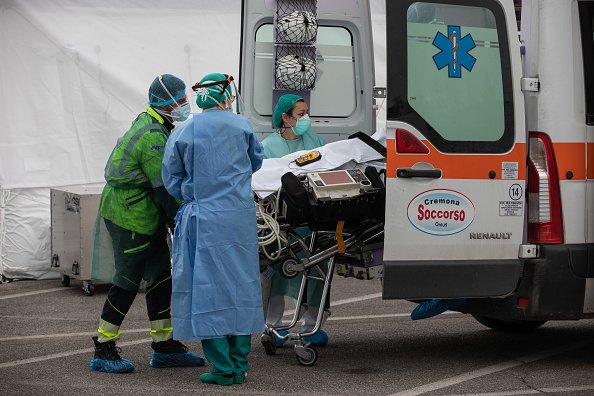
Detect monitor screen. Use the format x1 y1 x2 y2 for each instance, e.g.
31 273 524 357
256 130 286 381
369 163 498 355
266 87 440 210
318 171 353 185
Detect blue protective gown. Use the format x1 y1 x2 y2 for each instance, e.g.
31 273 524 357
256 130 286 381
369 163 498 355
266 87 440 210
162 110 265 340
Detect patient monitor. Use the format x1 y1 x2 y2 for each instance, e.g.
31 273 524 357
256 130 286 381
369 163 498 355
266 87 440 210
307 169 372 200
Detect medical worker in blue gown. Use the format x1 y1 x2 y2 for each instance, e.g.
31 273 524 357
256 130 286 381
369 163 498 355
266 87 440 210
162 72 265 386
261 94 329 347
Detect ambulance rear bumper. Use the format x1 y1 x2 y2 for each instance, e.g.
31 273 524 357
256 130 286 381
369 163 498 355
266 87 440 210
460 243 593 321
382 259 523 299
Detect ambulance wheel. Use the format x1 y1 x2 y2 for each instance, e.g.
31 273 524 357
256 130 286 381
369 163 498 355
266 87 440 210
61 275 70 287
296 346 317 366
472 315 546 332
82 281 94 296
260 334 276 355
280 259 299 279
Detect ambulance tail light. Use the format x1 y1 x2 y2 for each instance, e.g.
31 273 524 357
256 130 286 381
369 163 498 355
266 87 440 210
527 132 563 244
396 129 429 154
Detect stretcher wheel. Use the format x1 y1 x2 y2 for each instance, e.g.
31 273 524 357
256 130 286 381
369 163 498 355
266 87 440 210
82 281 94 296
295 346 317 366
260 334 277 355
262 340 277 355
280 259 299 279
61 275 70 287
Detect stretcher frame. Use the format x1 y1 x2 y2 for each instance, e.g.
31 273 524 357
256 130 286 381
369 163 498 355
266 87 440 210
260 220 384 366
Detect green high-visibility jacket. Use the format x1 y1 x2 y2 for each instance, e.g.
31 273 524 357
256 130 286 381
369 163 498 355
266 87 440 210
99 107 177 235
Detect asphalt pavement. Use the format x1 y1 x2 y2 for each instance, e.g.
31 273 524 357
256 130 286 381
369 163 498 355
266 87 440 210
1 276 593 396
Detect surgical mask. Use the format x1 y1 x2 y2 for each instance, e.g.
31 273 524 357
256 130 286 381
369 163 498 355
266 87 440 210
171 102 191 121
291 114 311 136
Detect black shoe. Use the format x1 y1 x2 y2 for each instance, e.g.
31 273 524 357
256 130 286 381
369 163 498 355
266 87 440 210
92 336 124 360
149 339 207 368
90 336 134 373
151 338 189 354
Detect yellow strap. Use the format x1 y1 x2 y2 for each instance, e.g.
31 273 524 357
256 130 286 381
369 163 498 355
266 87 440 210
336 221 345 254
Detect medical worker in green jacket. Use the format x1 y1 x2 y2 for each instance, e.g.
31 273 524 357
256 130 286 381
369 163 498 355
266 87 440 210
90 74 206 373
261 94 329 347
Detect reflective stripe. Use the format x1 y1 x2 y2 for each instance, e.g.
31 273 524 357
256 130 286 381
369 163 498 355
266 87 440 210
146 106 165 124
106 298 126 317
157 307 171 315
149 319 173 342
115 127 153 181
146 274 172 296
121 275 140 288
386 139 526 180
125 190 151 207
97 319 121 343
123 242 150 254
104 111 167 186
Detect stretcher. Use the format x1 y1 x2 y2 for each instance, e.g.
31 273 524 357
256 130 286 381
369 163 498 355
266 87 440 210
256 159 385 366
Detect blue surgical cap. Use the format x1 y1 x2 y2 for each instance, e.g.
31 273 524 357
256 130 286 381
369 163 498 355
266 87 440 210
195 72 233 109
273 94 303 128
148 74 186 107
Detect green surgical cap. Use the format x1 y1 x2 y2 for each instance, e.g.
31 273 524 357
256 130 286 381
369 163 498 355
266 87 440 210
273 94 303 128
148 74 186 106
195 72 233 109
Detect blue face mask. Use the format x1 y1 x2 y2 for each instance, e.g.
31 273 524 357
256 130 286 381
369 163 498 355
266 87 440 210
171 102 191 122
291 114 311 136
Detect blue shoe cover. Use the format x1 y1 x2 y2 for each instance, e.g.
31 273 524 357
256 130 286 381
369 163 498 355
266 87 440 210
411 298 466 320
273 330 288 348
149 351 207 368
303 329 329 347
89 358 134 373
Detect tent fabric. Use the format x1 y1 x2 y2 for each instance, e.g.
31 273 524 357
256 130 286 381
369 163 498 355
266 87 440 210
0 188 55 280
0 0 242 190
0 0 386 280
0 0 242 279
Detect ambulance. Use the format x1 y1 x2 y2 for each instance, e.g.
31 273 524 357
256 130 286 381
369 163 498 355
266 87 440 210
240 0 594 330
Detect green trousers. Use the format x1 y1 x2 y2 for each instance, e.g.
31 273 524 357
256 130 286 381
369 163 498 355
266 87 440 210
201 336 251 376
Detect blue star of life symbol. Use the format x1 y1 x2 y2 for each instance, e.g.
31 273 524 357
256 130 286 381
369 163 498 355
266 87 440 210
432 25 476 78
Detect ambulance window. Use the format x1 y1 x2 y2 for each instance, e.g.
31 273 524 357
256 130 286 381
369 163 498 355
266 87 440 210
387 0 514 153
579 2 594 125
253 24 356 119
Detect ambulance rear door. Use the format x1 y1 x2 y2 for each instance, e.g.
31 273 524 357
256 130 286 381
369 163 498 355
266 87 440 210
238 0 375 143
382 0 526 299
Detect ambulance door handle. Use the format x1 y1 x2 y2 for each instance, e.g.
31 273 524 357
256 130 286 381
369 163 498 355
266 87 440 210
396 168 442 178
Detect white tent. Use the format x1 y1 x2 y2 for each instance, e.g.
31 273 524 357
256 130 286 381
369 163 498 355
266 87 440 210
0 0 386 280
